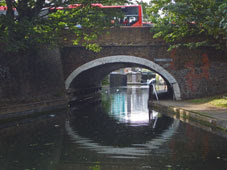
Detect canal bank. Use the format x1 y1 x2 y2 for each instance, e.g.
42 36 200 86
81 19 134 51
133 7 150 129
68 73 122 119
0 98 68 123
149 100 227 132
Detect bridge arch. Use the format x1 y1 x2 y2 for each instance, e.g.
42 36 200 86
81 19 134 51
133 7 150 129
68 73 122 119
65 55 181 100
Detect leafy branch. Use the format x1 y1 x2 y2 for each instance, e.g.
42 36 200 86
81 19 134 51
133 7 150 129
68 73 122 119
147 0 227 51
0 0 128 53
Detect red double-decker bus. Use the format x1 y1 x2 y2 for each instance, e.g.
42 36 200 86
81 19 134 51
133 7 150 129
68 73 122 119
55 4 143 27
86 4 143 27
1 4 143 27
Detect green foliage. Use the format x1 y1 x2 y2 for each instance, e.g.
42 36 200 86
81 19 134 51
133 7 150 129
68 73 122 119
189 94 227 108
0 1 6 6
0 0 128 53
147 0 227 50
102 76 110 86
210 98 227 107
101 90 112 113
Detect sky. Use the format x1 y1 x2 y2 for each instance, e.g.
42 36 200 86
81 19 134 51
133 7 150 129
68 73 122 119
141 0 151 3
130 0 151 4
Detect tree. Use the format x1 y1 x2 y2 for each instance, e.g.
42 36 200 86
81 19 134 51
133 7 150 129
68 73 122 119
0 0 128 53
147 0 227 50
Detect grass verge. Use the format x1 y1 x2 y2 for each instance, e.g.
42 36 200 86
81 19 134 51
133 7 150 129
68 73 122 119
189 94 227 108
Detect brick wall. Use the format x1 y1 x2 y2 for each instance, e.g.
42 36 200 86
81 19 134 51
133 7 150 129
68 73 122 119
0 47 65 105
62 27 227 99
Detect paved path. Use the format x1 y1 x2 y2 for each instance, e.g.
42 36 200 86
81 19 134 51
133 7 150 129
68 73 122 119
150 100 227 131
153 100 227 120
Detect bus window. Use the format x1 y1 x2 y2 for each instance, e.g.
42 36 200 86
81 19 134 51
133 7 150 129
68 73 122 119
0 6 18 17
0 6 7 15
99 5 143 27
121 6 142 26
122 7 138 16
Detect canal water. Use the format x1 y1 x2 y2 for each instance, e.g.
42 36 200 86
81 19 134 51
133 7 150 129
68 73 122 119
0 86 227 170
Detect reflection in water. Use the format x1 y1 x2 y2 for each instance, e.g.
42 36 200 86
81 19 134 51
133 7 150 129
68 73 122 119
65 117 179 158
0 86 227 170
108 86 157 126
67 104 176 147
66 86 179 158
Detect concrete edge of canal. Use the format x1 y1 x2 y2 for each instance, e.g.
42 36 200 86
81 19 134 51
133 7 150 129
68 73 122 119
149 100 227 137
0 98 68 123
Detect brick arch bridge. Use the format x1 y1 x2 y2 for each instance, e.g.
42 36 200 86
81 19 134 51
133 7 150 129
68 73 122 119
60 27 227 100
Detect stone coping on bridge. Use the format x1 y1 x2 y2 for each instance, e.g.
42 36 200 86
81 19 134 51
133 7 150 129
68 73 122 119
149 100 227 137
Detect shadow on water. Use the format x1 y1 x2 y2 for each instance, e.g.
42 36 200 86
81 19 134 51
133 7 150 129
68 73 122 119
0 86 227 170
